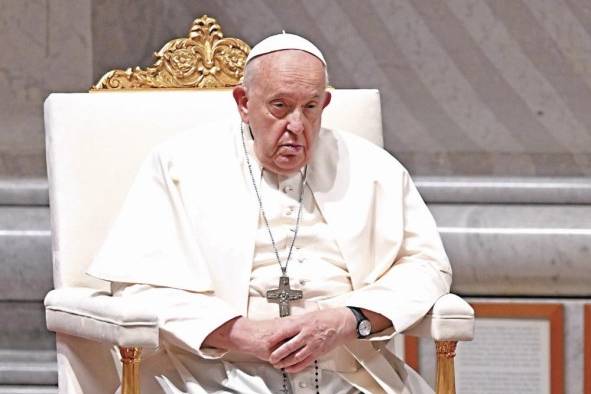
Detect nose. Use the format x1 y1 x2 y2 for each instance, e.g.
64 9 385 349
286 108 305 134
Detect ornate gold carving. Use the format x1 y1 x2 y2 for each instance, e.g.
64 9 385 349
92 15 250 90
119 346 142 394
436 340 457 359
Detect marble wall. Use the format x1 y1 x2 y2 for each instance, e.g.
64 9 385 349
89 0 591 176
3 0 591 179
0 0 92 179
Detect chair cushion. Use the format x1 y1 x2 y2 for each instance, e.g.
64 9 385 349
45 287 159 348
403 293 475 341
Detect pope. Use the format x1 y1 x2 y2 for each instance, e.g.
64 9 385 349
88 32 452 393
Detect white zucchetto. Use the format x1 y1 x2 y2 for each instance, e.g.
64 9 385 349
245 32 327 66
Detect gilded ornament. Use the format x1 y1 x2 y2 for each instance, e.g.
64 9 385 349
92 15 250 90
119 346 142 394
436 340 458 359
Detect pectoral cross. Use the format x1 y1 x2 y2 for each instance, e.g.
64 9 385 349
266 275 303 317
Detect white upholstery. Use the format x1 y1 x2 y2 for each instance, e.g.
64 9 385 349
45 287 159 347
403 294 475 341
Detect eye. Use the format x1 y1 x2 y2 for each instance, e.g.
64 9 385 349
268 100 289 117
305 101 319 110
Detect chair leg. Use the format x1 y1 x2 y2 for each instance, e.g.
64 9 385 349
435 340 457 394
119 346 142 394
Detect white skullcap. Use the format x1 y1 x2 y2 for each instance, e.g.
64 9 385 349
245 32 327 66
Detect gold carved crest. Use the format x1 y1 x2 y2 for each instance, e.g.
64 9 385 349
91 15 251 90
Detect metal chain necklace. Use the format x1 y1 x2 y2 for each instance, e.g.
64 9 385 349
240 123 320 394
240 123 306 281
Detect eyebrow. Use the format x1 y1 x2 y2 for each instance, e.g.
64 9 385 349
268 92 323 101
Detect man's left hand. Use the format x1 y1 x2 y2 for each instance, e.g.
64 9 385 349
268 307 357 373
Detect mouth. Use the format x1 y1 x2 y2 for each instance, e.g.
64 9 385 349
278 144 304 155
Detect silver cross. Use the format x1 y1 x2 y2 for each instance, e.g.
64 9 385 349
266 275 303 317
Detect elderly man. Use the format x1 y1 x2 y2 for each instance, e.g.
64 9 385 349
88 33 451 393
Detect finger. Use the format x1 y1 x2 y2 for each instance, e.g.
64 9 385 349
273 344 311 369
283 354 317 374
269 333 305 364
266 320 300 349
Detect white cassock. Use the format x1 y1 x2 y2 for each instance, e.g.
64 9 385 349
83 122 452 393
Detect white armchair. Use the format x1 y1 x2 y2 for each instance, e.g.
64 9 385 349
43 15 474 394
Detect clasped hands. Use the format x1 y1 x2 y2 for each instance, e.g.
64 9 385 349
205 308 358 373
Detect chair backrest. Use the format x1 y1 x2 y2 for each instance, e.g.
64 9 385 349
44 88 383 290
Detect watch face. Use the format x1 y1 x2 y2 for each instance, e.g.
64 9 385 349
359 320 372 337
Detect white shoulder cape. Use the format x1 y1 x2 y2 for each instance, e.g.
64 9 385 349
88 123 452 333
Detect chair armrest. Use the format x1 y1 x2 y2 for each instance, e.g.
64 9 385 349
402 293 474 341
44 287 159 348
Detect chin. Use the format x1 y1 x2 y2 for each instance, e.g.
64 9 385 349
273 158 307 175
271 167 298 176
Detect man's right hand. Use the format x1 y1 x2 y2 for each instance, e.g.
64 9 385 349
203 316 289 362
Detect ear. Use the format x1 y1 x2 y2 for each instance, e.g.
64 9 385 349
321 91 332 109
233 86 249 123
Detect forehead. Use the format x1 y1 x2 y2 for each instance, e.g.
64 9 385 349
252 50 326 95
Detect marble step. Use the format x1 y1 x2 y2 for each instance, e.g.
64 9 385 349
432 204 591 296
0 207 52 301
0 387 57 394
0 350 57 385
0 179 48 207
3 176 591 206
415 175 591 204
0 302 54 350
2 180 591 305
2 205 591 298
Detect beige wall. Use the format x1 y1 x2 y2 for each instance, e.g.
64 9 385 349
2 0 591 178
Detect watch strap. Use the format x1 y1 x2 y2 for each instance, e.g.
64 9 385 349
346 306 370 338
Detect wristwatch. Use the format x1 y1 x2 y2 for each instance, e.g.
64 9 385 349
347 306 372 338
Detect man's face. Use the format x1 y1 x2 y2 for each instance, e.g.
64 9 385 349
233 50 331 175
